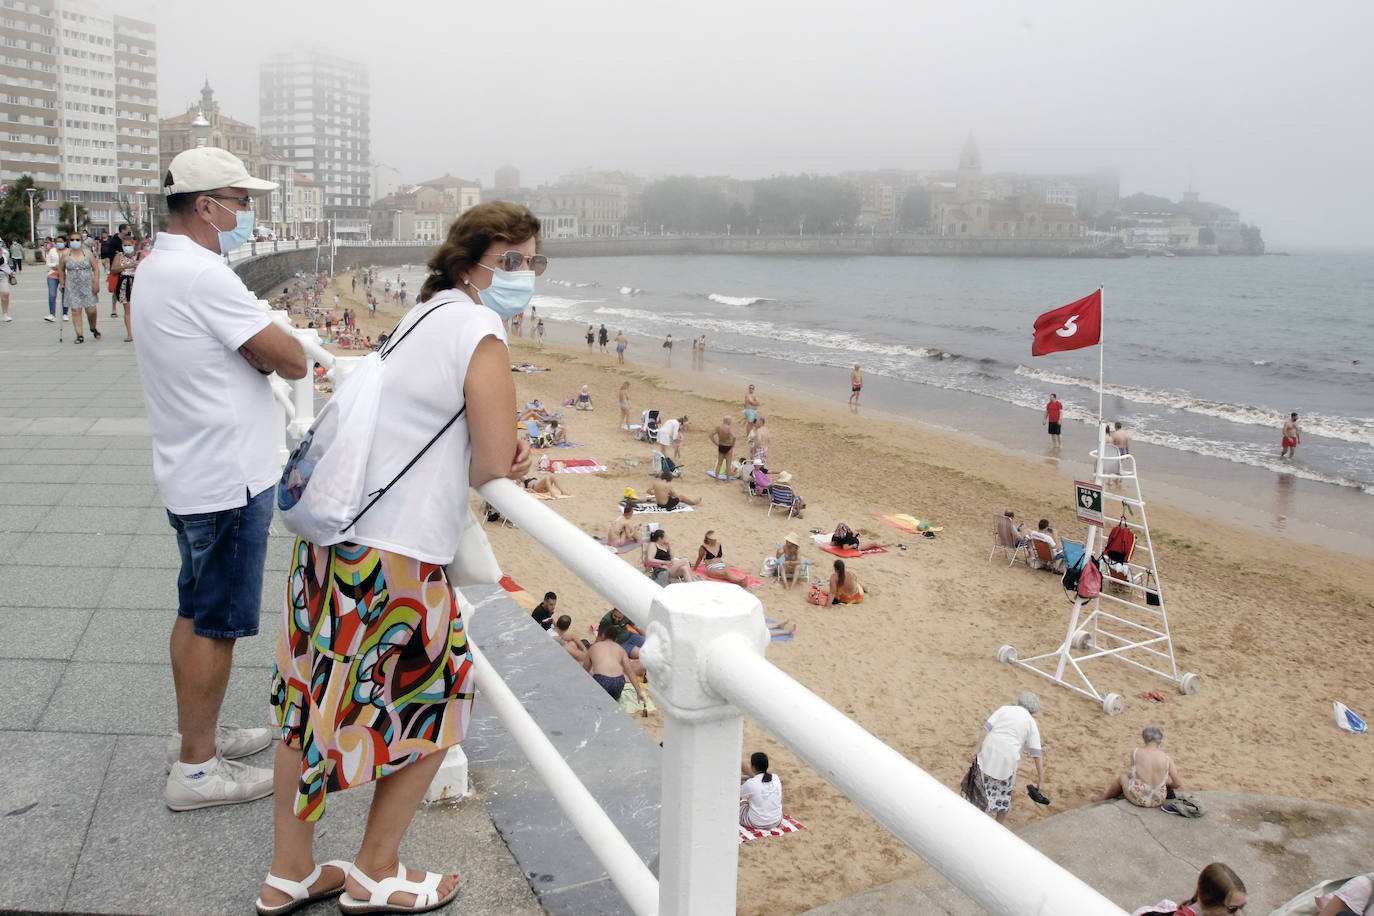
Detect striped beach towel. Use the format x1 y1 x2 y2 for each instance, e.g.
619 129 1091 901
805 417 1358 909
631 502 694 515
551 459 606 474
813 534 887 558
738 813 806 843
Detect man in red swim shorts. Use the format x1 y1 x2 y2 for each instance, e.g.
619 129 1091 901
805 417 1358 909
1280 411 1300 459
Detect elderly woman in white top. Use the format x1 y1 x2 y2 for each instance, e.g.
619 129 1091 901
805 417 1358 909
973 691 1045 822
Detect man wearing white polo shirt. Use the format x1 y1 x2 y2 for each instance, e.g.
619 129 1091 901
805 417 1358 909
133 147 307 811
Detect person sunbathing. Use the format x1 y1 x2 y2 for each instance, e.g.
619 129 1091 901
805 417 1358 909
607 506 640 547
651 473 701 509
828 559 865 604
694 531 749 587
519 399 561 422
647 529 694 583
1094 725 1180 808
776 533 804 589
768 620 796 638
829 523 884 551
551 615 589 665
520 474 568 498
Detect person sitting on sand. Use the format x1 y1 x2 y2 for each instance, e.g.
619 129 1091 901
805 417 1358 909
828 559 865 604
576 384 595 410
608 505 640 547
739 751 783 830
551 615 589 664
776 533 805 589
694 530 749 587
651 472 701 509
583 624 646 710
646 528 695 583
598 607 648 657
829 522 881 551
1095 725 1181 808
547 419 568 445
520 474 568 498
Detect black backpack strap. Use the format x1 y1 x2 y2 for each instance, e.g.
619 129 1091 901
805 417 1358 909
343 404 467 534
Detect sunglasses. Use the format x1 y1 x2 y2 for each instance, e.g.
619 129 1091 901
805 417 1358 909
487 250 548 276
1227 905 1246 914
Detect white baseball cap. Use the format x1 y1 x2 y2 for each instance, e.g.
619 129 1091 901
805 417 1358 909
163 147 276 196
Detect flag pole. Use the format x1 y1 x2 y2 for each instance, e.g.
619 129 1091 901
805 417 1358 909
1096 284 1105 479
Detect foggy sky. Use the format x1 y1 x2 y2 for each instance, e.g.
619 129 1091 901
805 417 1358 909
118 0 1374 247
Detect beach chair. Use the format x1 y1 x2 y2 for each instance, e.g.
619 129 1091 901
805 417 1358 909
522 419 553 449
1028 536 1064 572
651 451 681 478
767 483 800 518
989 515 1028 567
641 540 670 586
637 409 660 442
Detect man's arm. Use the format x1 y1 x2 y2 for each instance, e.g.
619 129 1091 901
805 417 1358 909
239 323 308 379
621 649 646 703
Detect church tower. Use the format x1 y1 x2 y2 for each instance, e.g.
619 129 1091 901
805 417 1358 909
956 134 982 202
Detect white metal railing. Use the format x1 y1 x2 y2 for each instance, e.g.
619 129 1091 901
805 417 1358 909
226 238 319 266
267 338 1126 915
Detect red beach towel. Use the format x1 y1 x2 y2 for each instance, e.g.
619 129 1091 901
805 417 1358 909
738 813 806 843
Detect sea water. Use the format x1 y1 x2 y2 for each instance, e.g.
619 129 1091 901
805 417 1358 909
387 250 1374 544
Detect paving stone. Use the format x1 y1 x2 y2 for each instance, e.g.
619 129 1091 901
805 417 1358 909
57 483 159 508
98 447 154 467
0 658 65 728
38 433 141 449
0 732 116 913
8 447 101 466
0 483 72 506
0 563 115 608
10 530 133 567
118 533 182 568
37 505 145 535
19 416 96 436
0 504 49 532
42 662 274 736
100 565 178 610
74 608 174 664
0 606 92 660
79 463 158 485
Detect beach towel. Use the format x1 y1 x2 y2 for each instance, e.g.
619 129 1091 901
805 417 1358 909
594 537 640 555
552 459 606 473
619 684 657 717
765 618 795 642
812 534 887 558
692 564 763 588
551 442 580 448
531 491 574 500
631 502 694 515
876 514 944 534
705 470 741 480
498 575 539 611
1334 701 1368 734
738 813 806 844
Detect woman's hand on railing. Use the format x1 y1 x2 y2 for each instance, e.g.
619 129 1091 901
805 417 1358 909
508 439 533 479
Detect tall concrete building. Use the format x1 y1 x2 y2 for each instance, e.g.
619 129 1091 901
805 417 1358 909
0 0 157 237
259 49 371 237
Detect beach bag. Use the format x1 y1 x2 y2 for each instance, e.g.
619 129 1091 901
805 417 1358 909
277 302 458 544
107 272 118 293
760 556 779 578
1160 794 1204 818
831 522 859 548
1062 553 1085 593
1104 517 1135 563
960 759 987 810
1144 569 1162 606
807 584 831 606
1076 555 1103 600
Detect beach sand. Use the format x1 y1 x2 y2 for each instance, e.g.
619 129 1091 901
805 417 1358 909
308 272 1374 915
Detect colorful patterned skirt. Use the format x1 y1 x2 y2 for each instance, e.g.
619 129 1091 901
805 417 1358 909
271 539 474 821
981 771 1016 815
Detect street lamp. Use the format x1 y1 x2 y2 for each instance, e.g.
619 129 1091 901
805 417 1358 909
25 188 38 243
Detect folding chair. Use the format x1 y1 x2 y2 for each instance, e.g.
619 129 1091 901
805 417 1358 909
522 419 553 449
637 409 660 442
746 467 772 503
767 483 800 518
988 515 1028 567
1029 536 1064 572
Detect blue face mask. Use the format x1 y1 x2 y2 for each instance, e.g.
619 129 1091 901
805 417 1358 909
55 241 66 249
122 245 134 255
209 197 255 254
473 265 536 320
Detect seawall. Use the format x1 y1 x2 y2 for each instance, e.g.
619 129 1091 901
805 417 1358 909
233 234 1100 294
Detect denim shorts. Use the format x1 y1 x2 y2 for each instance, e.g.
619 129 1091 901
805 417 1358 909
167 487 274 639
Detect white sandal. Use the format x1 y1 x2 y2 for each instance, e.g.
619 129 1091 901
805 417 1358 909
253 860 350 916
339 862 460 914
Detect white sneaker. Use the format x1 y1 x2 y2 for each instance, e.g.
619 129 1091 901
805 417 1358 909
164 757 273 811
43 315 55 322
165 723 274 771
2 315 11 322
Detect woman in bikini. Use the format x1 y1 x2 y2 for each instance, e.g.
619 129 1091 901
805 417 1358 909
828 559 865 604
1095 724 1180 807
521 473 568 498
618 381 631 431
694 530 749 587
647 528 694 582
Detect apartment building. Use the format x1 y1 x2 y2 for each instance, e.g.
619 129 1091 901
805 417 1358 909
0 0 156 236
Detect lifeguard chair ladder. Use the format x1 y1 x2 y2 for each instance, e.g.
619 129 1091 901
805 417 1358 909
997 444 1201 715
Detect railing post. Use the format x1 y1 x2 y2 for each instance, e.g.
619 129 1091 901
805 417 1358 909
640 581 768 916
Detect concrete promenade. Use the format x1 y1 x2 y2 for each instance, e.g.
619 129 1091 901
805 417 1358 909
0 275 661 915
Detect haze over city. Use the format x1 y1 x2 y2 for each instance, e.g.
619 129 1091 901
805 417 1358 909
107 0 1374 247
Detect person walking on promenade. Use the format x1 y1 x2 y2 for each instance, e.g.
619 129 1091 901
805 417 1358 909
110 237 139 342
102 223 130 317
1044 393 1064 449
258 201 535 915
0 243 12 322
132 147 306 814
849 364 863 406
58 228 101 342
1281 412 1301 459
44 238 63 321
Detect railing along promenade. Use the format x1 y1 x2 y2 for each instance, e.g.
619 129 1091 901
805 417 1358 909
258 310 1126 916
